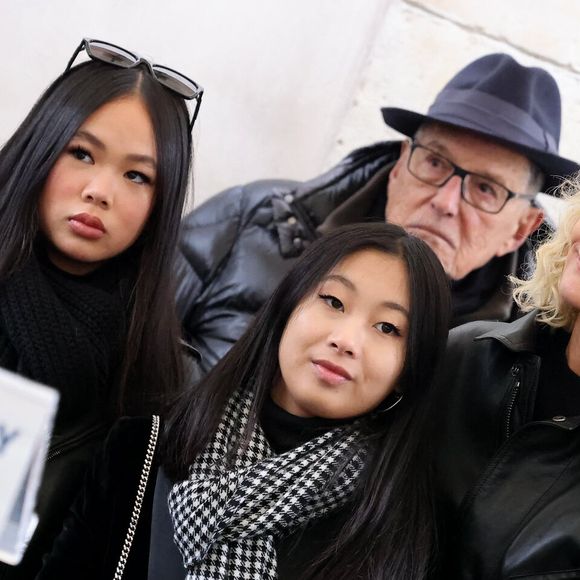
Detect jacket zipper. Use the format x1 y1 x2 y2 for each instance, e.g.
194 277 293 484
46 423 107 462
504 364 521 440
460 364 523 516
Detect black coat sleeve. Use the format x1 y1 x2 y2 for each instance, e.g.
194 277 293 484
175 186 246 326
36 417 156 580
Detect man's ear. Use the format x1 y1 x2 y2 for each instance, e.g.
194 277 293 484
495 206 544 257
389 140 410 182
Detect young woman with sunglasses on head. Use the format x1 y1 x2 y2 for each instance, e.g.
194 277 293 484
0 39 202 579
39 223 451 580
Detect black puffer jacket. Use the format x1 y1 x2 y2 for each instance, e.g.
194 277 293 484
435 311 580 579
176 141 531 373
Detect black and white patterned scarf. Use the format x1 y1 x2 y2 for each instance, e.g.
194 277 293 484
168 388 367 579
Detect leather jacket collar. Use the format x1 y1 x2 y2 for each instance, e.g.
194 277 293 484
475 310 540 353
477 311 580 429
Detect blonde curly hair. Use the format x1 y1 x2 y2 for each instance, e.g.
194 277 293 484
512 178 580 329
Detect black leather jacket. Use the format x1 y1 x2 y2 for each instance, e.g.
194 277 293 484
176 141 531 373
435 311 580 579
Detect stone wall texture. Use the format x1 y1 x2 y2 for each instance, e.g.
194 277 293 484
328 0 580 180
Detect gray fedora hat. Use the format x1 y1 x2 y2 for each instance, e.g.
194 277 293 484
381 53 580 192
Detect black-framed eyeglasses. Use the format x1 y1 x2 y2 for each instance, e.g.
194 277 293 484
407 141 536 214
65 38 204 131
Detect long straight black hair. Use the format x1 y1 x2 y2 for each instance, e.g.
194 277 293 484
0 60 192 413
165 222 451 579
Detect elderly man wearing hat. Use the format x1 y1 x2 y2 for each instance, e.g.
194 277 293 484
176 53 579 373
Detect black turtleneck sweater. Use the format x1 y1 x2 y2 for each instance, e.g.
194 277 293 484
260 397 354 580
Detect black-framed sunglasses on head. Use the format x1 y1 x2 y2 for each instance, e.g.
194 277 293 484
65 38 204 131
407 140 537 214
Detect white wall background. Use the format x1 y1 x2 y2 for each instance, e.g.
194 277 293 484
0 0 390 207
1 0 580 208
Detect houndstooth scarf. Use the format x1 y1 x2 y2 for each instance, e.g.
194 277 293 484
168 388 366 579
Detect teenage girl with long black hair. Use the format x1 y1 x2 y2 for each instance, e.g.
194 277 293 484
0 38 202 579
40 222 450 580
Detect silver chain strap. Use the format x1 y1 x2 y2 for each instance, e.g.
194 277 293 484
113 414 160 579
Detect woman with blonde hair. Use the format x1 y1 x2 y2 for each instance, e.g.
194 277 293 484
433 178 580 579
512 181 580 331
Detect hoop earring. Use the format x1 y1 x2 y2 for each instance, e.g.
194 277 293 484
378 391 403 413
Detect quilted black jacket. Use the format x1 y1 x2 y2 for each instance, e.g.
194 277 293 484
176 141 531 373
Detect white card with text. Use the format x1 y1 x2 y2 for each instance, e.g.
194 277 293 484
0 368 59 565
